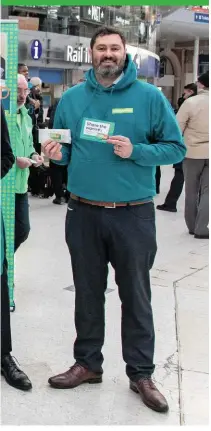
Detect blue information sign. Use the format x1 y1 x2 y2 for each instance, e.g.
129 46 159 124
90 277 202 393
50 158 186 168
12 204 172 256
194 13 209 23
31 40 42 60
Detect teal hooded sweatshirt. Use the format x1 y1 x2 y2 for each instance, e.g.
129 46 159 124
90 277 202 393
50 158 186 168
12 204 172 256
53 54 186 202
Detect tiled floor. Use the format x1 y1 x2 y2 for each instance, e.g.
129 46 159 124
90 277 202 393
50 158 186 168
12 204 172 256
1 166 209 426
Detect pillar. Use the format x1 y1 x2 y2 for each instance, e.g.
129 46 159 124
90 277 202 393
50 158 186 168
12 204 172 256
193 37 199 82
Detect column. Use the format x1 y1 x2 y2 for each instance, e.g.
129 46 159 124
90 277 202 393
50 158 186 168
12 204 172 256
193 37 199 82
180 48 185 92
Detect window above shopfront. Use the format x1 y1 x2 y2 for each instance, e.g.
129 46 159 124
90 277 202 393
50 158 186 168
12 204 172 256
7 5 160 52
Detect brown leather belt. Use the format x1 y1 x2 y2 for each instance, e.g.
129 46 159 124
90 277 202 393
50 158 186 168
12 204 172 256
70 193 152 208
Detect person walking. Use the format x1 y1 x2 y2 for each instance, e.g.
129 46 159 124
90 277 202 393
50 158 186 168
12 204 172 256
176 71 209 238
42 26 186 413
157 83 197 212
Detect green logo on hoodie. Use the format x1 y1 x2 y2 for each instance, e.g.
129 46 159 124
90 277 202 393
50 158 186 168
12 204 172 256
112 108 134 114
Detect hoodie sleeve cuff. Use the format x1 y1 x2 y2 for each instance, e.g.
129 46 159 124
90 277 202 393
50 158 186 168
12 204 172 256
129 144 142 161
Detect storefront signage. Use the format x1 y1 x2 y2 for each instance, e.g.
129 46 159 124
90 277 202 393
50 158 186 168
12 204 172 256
115 16 130 25
194 12 209 22
191 6 209 13
66 45 91 64
80 6 105 23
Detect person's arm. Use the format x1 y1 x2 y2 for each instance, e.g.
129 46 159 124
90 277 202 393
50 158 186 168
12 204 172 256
47 105 52 119
176 99 191 135
51 98 72 166
48 101 59 129
26 114 37 159
1 104 15 179
37 95 44 126
24 114 43 166
129 89 186 167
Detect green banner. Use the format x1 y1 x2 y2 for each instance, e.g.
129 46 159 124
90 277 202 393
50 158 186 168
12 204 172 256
1 20 18 310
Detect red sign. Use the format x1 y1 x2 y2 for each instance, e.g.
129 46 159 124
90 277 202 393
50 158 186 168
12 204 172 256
191 6 209 14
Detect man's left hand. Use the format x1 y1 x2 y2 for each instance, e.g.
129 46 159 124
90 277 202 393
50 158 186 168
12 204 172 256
107 135 133 158
32 154 44 167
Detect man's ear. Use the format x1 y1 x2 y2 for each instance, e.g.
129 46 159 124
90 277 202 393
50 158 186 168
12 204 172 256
88 48 92 61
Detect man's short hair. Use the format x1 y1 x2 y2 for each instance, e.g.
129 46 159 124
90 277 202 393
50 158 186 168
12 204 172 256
17 73 27 85
198 71 209 89
18 63 27 71
90 26 126 49
184 83 197 94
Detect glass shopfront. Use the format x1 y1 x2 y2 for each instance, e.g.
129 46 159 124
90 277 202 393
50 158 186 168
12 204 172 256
6 4 160 107
8 5 159 52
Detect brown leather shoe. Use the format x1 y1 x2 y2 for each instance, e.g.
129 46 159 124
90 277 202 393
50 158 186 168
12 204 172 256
130 378 169 413
48 363 102 389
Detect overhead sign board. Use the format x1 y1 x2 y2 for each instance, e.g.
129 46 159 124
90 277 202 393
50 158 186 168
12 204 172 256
194 12 209 22
66 45 91 63
80 6 106 24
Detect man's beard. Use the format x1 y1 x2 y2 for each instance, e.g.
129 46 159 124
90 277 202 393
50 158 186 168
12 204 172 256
17 101 25 109
94 57 125 78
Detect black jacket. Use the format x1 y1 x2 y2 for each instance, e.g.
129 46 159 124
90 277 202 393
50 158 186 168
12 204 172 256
26 92 44 128
26 93 45 150
47 100 60 129
1 104 15 179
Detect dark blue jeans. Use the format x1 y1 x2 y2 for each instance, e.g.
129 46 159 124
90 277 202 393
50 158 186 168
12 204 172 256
15 193 30 252
65 198 157 381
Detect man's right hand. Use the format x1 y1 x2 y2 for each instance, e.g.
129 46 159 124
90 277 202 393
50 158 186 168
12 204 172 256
34 100 40 110
42 139 62 161
16 157 32 169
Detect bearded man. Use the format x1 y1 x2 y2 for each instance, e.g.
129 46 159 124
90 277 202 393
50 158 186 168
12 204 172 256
42 27 186 413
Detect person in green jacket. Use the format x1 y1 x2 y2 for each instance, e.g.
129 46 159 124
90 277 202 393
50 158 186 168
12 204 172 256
15 74 43 252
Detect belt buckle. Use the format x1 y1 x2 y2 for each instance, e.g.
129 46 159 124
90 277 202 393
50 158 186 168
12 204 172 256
104 202 116 209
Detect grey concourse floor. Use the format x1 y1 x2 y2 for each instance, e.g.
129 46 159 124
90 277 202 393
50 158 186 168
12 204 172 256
1 166 209 426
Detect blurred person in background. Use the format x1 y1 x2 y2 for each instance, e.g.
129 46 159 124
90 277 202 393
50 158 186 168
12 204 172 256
177 72 209 238
47 99 69 205
18 63 29 81
26 77 46 196
26 77 45 155
177 83 198 112
157 83 197 212
47 80 84 204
